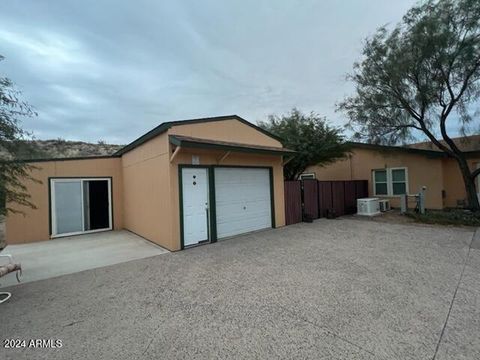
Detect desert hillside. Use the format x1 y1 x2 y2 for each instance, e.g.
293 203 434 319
0 139 124 161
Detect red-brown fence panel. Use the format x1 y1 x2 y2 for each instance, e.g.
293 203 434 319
355 180 368 199
331 181 345 216
344 181 357 215
302 179 319 219
284 181 302 225
285 179 369 224
318 181 333 218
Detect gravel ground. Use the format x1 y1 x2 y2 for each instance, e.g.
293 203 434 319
0 219 478 360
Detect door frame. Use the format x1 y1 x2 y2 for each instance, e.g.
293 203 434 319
49 177 113 238
178 164 275 249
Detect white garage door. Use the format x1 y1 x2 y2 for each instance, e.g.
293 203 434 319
214 167 272 239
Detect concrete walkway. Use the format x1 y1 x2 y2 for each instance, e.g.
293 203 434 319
1 219 479 359
0 230 168 287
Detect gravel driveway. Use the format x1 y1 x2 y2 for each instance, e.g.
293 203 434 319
1 219 479 360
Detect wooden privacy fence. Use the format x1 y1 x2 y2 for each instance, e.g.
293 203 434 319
284 181 302 225
284 179 368 225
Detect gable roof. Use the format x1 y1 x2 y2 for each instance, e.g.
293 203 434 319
114 115 282 156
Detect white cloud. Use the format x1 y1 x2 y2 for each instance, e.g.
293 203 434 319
0 29 94 68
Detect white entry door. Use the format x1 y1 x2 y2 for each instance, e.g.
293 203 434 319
214 168 272 239
182 168 209 246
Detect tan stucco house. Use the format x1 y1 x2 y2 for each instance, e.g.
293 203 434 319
304 138 480 210
6 115 294 250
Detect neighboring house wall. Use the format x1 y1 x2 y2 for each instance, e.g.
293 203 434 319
442 158 464 208
442 157 480 208
311 157 353 181
305 148 444 209
6 158 124 244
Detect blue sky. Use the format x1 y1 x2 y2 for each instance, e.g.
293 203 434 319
0 0 419 144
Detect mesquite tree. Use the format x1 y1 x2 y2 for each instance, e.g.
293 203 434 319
259 108 349 180
338 0 480 210
0 55 39 215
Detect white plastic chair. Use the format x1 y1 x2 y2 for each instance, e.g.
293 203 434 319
0 254 22 304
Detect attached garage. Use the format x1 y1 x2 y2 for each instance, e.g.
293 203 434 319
214 167 273 239
7 115 294 251
180 165 275 248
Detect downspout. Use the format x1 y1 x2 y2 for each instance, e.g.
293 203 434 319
349 154 353 180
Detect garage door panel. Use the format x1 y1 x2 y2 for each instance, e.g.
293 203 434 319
217 213 271 227
215 168 272 239
217 208 271 224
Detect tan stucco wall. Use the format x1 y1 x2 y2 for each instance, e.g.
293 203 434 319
120 133 174 249
6 158 124 244
168 119 282 148
305 148 445 209
310 156 353 181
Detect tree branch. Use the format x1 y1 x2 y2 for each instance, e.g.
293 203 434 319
471 166 480 180
439 59 480 155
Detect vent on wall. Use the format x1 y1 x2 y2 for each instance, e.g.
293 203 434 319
299 173 316 180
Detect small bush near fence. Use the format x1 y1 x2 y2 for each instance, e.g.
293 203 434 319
284 180 368 225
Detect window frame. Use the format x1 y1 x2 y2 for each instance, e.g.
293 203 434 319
50 177 113 238
372 169 388 196
390 167 408 196
372 167 409 197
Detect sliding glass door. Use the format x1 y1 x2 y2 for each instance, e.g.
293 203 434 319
53 180 84 234
51 178 112 237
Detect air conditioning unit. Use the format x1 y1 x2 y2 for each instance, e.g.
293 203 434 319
379 199 391 212
357 198 380 216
